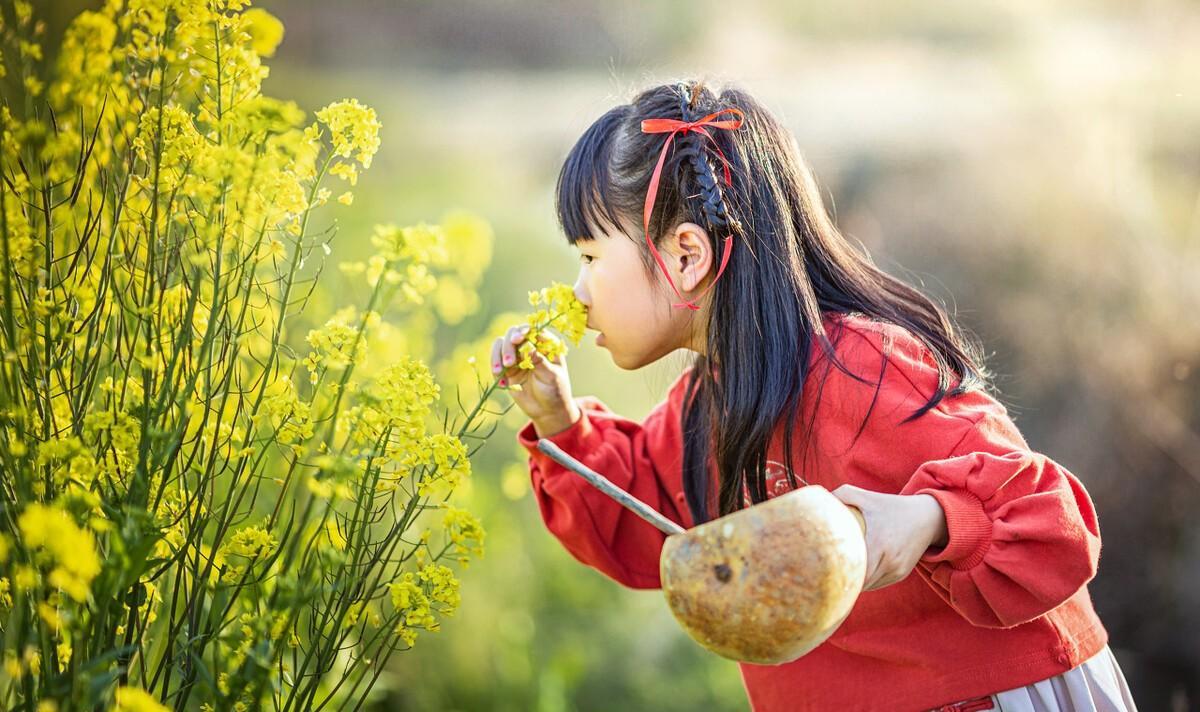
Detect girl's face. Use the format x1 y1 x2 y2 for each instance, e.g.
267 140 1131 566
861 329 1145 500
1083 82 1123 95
573 222 710 369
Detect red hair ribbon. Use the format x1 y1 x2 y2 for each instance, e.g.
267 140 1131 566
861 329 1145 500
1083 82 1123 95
640 106 744 310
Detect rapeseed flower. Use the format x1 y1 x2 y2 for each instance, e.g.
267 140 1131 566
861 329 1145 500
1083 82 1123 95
17 504 101 602
315 98 381 169
414 433 471 496
223 526 276 559
113 686 169 712
441 504 485 563
504 281 589 389
4 0 493 704
241 7 283 57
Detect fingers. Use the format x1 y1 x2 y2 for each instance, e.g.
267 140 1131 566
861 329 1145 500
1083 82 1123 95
832 484 924 592
492 325 537 387
490 337 503 376
833 484 879 588
501 326 522 368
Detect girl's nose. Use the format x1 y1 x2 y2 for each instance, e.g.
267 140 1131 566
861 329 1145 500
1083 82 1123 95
573 276 589 307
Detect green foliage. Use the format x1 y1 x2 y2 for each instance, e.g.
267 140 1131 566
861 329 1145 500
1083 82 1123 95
0 1 563 709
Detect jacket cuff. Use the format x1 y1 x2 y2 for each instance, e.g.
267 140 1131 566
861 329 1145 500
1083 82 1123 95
517 405 595 472
916 487 993 570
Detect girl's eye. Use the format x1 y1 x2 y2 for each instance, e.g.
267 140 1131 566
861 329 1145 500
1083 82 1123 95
579 254 594 265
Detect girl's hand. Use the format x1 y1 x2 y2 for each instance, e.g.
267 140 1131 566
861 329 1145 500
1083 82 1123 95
492 324 581 437
831 485 949 592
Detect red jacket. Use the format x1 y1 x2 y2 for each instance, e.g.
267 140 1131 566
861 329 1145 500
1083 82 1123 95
517 312 1108 711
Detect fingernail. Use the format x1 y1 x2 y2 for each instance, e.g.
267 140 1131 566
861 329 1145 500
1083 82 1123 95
504 356 513 364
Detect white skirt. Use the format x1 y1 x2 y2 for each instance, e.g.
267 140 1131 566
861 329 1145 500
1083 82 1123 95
939 645 1139 712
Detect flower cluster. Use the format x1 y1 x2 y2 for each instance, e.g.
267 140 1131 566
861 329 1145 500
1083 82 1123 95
366 356 442 443
260 375 315 445
411 433 472 496
16 504 101 603
503 281 589 391
316 98 381 168
1 1 495 708
315 98 381 206
341 223 448 304
304 307 372 383
387 562 462 647
222 526 276 559
114 686 170 712
441 503 486 564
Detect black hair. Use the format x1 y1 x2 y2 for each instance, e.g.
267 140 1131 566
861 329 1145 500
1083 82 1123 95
555 79 993 523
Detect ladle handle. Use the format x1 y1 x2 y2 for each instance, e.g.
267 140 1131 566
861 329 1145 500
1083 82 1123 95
537 439 687 536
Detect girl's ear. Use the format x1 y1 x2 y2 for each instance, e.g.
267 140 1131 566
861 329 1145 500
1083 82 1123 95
669 222 715 292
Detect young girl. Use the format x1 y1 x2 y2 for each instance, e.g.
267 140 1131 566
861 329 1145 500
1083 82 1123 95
490 80 1138 712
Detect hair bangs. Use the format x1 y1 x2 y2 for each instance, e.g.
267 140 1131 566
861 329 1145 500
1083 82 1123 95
555 106 630 245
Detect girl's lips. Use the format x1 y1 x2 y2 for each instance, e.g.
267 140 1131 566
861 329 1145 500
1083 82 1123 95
596 332 606 346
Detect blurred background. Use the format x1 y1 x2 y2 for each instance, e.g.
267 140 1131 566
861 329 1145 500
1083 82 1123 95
34 0 1200 709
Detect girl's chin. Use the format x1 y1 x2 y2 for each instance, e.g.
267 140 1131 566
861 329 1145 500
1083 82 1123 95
596 332 606 347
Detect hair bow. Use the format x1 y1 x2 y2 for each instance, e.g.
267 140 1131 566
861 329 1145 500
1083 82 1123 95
640 107 744 311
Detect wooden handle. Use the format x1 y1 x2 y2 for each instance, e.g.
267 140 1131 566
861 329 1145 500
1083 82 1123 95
537 439 686 536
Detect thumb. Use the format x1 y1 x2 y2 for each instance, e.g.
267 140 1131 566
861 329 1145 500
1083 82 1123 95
831 484 870 534
831 483 869 507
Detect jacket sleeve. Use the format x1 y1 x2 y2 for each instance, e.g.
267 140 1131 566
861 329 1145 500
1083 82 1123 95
515 384 689 590
820 320 1102 629
898 414 1103 629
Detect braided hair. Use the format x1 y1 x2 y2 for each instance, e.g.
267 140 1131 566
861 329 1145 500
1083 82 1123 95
673 82 744 248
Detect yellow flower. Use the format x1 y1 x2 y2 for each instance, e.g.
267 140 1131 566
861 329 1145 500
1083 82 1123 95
241 7 284 58
441 504 485 560
433 277 479 326
38 601 63 631
304 309 366 379
370 222 449 265
4 651 21 678
17 504 101 602
329 161 358 185
373 356 440 439
387 569 443 645
114 686 169 712
13 0 31 26
414 433 471 496
306 474 351 501
261 238 288 261
260 375 313 444
315 98 381 168
419 563 461 614
56 640 72 670
502 281 588 379
14 565 37 591
222 526 276 559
